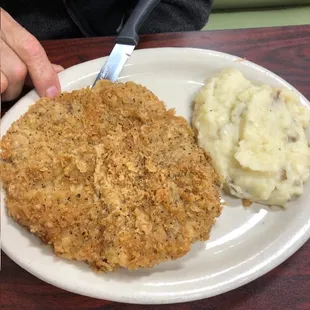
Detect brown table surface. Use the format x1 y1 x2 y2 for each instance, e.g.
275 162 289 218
1 25 310 310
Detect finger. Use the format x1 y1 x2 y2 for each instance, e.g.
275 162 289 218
24 64 64 88
52 64 64 73
1 71 9 95
1 9 61 98
1 39 27 101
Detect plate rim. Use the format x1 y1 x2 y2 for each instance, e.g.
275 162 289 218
1 47 310 304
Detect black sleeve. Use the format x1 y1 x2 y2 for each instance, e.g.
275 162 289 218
139 0 213 34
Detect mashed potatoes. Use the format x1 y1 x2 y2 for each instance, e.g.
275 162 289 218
193 68 310 206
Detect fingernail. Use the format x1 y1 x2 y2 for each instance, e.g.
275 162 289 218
45 86 59 98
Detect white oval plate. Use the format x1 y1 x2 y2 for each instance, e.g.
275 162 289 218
1 48 310 305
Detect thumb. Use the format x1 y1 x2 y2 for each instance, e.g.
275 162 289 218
28 48 62 98
2 10 61 98
52 64 65 74
24 64 64 88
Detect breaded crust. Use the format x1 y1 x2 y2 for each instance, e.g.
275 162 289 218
1 81 221 272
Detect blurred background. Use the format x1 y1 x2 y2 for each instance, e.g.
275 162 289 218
205 0 310 30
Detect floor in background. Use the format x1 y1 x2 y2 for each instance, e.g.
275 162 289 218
203 6 310 30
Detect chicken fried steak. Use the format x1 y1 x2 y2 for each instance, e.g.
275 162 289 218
1 81 221 272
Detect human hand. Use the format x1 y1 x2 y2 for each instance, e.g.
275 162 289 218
1 8 63 102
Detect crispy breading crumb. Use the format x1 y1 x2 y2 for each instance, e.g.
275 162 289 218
1 81 221 272
242 199 252 207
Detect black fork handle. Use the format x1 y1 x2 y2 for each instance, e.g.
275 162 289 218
116 0 161 46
